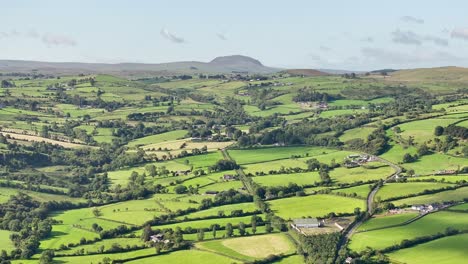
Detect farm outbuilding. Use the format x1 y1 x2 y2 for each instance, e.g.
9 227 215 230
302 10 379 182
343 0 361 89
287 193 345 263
291 218 323 229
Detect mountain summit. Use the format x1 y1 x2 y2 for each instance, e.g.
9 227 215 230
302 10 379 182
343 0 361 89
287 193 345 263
210 55 264 66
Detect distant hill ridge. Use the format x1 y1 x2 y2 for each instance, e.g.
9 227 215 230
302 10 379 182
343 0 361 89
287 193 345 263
0 55 280 77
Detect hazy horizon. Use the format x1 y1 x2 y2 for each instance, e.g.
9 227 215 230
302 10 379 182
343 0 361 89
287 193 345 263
2 0 468 71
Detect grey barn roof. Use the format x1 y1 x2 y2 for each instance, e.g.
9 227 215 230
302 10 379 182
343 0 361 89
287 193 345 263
293 218 319 225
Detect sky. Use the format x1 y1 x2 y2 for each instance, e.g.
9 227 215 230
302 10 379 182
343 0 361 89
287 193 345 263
1 0 468 71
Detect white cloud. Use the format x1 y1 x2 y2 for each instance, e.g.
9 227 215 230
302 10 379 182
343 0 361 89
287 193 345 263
451 28 468 40
401 16 424 24
361 37 374 43
392 29 448 47
42 33 77 47
216 33 227 40
160 28 185 43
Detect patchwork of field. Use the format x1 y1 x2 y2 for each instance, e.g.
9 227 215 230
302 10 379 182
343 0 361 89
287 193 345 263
0 71 467 264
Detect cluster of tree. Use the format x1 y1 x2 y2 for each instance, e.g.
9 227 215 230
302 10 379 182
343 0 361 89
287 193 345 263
209 160 240 172
0 193 53 259
293 87 339 102
435 125 467 139
345 127 389 155
297 232 341 264
1 80 15 88
255 183 303 199
212 97 252 125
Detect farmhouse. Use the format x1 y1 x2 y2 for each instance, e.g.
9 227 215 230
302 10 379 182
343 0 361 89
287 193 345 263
291 218 323 229
150 234 164 243
175 170 191 176
434 169 457 175
223 174 236 181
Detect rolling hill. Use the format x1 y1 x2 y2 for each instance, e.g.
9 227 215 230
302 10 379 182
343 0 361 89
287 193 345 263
0 55 280 77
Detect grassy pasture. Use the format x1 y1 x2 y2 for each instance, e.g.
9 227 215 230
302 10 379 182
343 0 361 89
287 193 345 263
243 159 308 174
125 249 237 264
0 187 84 204
407 175 468 183
357 212 419 232
198 180 244 192
228 146 333 165
330 164 395 184
0 229 15 252
319 109 368 118
387 233 468 264
197 233 295 260
401 153 467 175
349 211 468 252
252 172 321 187
127 130 188 147
176 202 258 220
375 182 455 201
397 117 460 144
339 126 376 142
149 215 260 231
0 132 89 149
57 237 144 255
106 160 191 186
392 186 468 206
332 184 372 199
268 194 364 219
273 255 305 264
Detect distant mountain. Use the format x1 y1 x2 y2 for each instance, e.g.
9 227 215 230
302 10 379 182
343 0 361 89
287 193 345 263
389 66 468 83
0 55 280 77
282 69 329 77
317 69 367 75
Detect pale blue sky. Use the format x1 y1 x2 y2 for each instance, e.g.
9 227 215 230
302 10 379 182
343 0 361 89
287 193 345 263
1 0 468 70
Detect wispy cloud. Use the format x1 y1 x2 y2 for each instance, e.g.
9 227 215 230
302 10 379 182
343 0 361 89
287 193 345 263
392 29 422 45
361 47 463 65
42 33 77 47
451 28 468 40
160 28 185 43
392 29 448 47
0 29 76 47
216 33 227 40
361 37 374 43
0 30 21 39
400 15 424 24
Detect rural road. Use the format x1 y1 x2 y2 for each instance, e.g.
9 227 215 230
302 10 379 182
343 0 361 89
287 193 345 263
337 155 402 253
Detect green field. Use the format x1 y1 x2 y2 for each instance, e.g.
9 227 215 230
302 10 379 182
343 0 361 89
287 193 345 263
269 194 364 219
330 164 395 184
349 211 468 252
0 229 15 252
127 130 188 147
252 172 321 187
125 249 238 264
228 146 331 165
332 184 372 199
357 212 419 232
392 186 468 206
375 182 455 201
387 233 468 264
198 233 295 261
